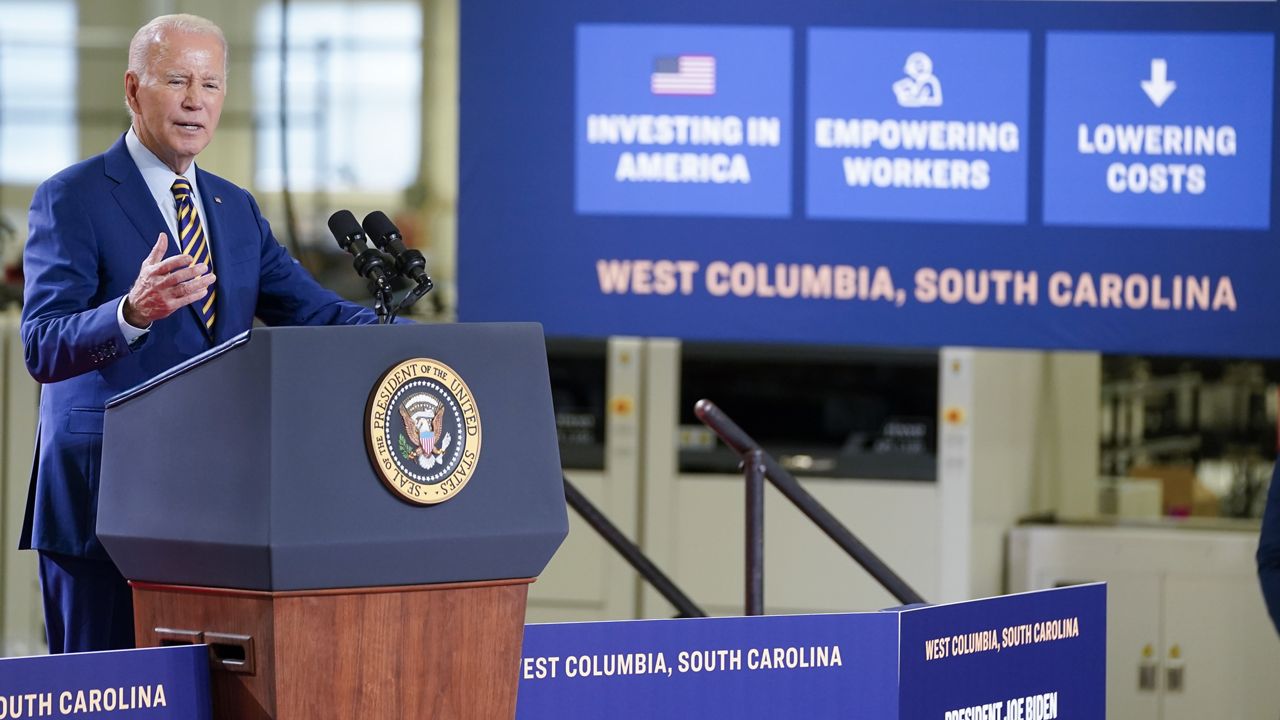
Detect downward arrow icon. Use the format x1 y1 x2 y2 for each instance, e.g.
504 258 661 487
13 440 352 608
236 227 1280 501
1141 58 1177 108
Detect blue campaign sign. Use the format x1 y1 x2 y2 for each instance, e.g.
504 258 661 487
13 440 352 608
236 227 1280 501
576 24 792 217
514 585 1105 719
898 584 1107 719
807 29 1029 224
1043 32 1274 229
0 645 210 719
517 611 900 719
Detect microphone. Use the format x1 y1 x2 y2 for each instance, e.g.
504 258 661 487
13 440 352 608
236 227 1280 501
327 210 394 287
361 211 429 286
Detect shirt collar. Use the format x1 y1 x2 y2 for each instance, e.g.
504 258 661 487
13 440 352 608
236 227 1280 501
125 126 202 203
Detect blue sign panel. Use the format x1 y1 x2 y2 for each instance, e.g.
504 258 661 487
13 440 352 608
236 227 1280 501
517 611 900 719
576 24 792 217
898 585 1107 719
0 645 210 719
807 28 1029 224
515 585 1106 719
1044 32 1273 229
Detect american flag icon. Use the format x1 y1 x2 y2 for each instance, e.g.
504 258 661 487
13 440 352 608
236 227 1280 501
650 55 716 96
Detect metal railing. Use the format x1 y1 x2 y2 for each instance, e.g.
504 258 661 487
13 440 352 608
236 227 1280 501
562 475 706 618
695 399 926 615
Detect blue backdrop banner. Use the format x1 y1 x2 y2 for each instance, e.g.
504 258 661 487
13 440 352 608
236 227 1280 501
515 584 1106 719
460 1 1279 357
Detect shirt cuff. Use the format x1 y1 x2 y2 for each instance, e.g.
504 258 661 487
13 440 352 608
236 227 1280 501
117 296 149 345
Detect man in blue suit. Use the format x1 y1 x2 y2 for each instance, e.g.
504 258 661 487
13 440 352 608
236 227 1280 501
1259 464 1280 635
20 14 381 653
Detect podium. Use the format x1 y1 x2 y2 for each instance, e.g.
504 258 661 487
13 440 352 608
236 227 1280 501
96 324 569 719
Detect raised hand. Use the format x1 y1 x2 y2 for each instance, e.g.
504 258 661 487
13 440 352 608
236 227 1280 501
122 232 216 328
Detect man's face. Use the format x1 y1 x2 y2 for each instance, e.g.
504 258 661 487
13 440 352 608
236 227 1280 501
905 54 929 80
125 30 225 174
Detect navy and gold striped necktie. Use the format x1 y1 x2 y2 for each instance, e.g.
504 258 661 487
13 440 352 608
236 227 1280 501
170 178 216 331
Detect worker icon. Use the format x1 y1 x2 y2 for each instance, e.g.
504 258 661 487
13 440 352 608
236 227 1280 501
892 51 943 108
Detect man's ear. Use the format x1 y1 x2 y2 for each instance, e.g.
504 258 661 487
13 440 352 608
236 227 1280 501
124 71 140 114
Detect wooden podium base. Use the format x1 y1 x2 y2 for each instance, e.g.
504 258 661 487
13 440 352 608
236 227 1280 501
132 578 532 720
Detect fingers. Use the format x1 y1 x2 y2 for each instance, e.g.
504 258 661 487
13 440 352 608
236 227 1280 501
148 233 169 263
167 272 217 309
137 271 217 318
154 263 209 290
151 253 196 276
165 268 216 301
181 272 217 298
128 233 216 324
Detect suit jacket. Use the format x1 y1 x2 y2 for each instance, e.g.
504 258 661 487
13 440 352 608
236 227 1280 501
1259 463 1280 634
20 135 380 559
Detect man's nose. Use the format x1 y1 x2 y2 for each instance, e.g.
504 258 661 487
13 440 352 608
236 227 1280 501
182 86 203 109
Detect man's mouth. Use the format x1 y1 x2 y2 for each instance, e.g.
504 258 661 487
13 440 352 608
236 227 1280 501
175 122 204 131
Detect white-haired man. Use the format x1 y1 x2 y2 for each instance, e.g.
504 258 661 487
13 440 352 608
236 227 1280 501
20 14 382 653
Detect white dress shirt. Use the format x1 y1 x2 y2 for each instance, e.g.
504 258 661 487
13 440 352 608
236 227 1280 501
117 127 215 342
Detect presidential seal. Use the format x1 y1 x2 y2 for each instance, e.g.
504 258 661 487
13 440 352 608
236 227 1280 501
365 358 482 505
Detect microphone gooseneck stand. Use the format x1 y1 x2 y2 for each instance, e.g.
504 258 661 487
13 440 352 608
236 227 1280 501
361 211 434 324
387 275 434 324
327 209 434 324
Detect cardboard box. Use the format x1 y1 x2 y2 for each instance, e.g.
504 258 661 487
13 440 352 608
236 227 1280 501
1128 465 1222 517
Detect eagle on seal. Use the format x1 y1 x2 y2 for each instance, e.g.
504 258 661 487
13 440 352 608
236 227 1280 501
400 403 445 460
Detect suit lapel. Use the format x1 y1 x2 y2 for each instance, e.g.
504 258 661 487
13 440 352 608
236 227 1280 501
105 135 213 345
196 169 244 345
105 137 170 256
